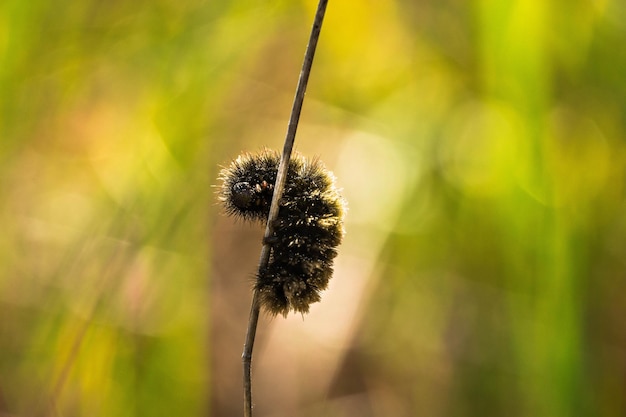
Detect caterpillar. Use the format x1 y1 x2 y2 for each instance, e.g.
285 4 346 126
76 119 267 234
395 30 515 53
218 149 346 316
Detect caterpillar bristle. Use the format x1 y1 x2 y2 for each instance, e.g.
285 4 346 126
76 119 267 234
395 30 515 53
218 149 346 316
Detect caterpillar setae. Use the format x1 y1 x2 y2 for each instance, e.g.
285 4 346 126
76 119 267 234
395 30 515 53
218 149 346 316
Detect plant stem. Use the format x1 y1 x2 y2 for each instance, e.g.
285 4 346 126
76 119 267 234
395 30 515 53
242 1 329 416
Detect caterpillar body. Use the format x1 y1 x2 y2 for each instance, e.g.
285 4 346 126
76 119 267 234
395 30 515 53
218 149 345 316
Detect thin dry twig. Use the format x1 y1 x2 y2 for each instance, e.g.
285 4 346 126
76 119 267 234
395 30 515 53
241 1 329 416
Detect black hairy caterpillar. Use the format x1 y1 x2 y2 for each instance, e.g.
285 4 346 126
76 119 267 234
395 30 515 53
218 149 345 316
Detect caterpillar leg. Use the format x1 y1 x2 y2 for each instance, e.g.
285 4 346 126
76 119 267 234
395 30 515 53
263 234 279 245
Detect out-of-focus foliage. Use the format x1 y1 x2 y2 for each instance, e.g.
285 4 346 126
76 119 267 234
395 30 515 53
1 0 625 416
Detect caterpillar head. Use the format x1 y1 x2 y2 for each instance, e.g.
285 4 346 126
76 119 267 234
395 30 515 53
231 180 274 211
231 182 256 209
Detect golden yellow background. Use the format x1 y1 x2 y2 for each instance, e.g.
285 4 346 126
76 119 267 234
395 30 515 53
1 0 624 416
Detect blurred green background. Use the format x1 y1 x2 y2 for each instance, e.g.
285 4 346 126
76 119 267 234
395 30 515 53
1 0 625 416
